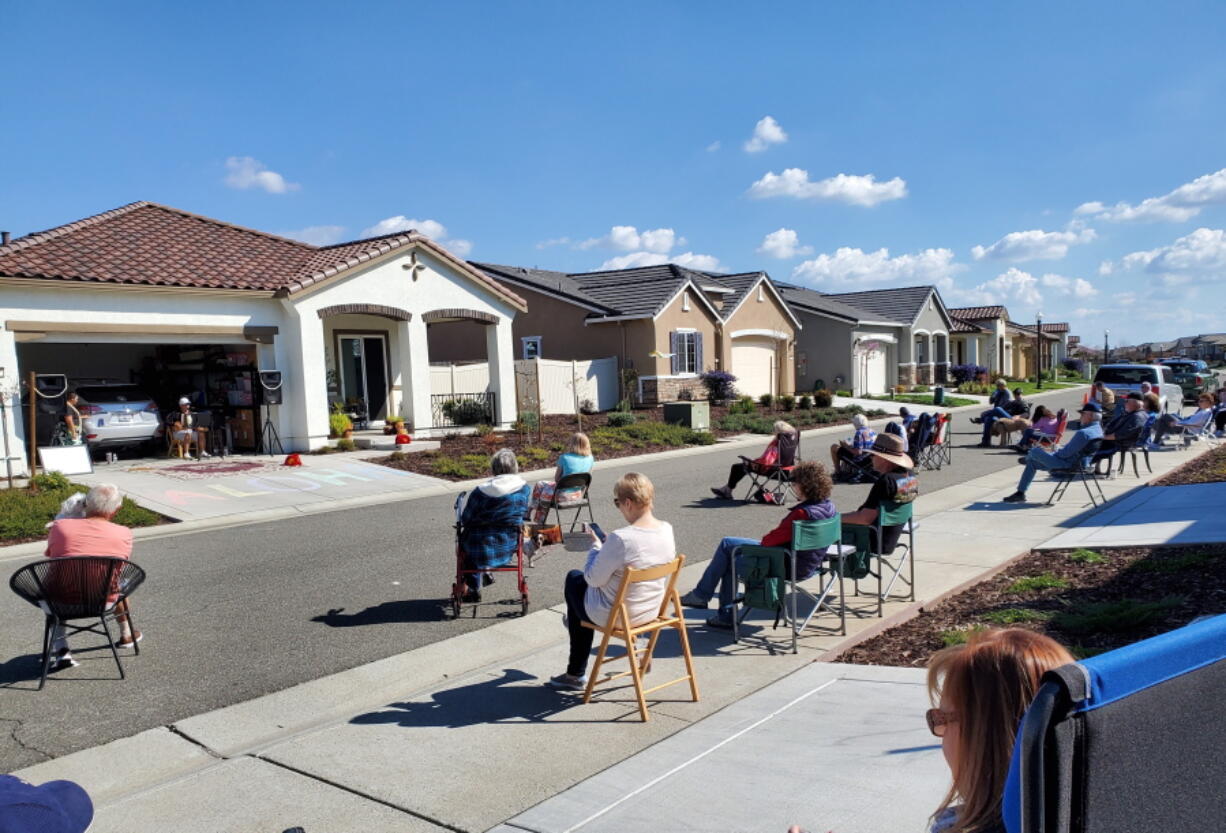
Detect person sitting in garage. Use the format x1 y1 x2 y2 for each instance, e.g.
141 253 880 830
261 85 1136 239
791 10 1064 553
167 397 210 459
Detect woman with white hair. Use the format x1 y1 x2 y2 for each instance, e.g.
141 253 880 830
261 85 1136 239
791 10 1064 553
457 448 531 602
44 484 139 671
710 420 798 500
829 413 877 478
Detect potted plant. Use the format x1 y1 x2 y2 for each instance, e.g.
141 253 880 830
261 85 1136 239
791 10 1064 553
329 407 353 439
384 415 406 436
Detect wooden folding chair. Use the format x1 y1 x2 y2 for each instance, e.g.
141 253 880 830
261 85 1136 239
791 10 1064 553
581 554 700 722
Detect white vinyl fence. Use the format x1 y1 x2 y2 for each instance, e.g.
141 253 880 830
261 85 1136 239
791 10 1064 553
515 356 619 415
430 362 491 396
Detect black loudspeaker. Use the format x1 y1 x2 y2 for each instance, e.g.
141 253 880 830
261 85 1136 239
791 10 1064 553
258 370 283 405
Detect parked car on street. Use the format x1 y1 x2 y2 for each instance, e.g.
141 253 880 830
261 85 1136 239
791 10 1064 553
73 384 164 452
1158 358 1220 402
1092 364 1183 412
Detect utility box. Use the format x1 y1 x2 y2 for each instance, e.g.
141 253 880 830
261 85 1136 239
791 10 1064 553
663 401 710 430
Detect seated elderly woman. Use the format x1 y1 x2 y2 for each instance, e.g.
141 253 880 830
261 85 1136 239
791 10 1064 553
829 414 876 481
44 484 137 671
528 431 594 524
682 461 837 629
1009 404 1059 452
548 472 675 691
457 448 531 602
710 420 798 500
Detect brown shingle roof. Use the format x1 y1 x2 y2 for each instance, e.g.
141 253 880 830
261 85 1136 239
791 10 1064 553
0 201 526 310
950 305 1007 321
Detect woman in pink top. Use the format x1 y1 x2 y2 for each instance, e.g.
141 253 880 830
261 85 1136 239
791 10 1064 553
45 484 139 672
1011 405 1059 453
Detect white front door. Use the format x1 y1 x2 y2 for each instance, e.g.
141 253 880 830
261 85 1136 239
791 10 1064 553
731 336 777 398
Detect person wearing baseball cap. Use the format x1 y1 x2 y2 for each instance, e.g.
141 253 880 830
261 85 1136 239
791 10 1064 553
1003 400 1104 503
167 396 210 459
0 774 93 833
841 432 919 555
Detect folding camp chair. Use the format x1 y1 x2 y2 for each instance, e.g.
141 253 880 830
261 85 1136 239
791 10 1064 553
542 472 596 531
739 431 800 504
1045 439 1106 507
581 554 699 722
843 500 917 616
927 413 952 469
910 413 938 470
1035 409 1069 449
1179 416 1220 449
1003 613 1226 833
727 518 856 652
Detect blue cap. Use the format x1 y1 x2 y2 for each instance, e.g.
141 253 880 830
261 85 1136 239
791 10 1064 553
1081 400 1102 413
0 776 93 833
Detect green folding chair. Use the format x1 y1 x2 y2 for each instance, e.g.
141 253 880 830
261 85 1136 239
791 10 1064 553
787 517 855 646
843 500 917 616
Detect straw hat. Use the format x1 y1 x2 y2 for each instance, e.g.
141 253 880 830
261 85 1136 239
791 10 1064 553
865 432 914 470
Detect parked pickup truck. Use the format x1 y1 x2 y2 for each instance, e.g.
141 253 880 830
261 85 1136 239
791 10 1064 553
1092 364 1183 413
1159 358 1220 403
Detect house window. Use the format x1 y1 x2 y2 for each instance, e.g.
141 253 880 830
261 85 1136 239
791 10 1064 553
682 291 690 312
521 336 542 360
671 330 700 374
757 285 764 302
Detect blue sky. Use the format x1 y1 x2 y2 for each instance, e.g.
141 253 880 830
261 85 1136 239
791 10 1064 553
4 2 1226 346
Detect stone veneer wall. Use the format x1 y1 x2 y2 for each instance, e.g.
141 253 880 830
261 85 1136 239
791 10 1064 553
641 377 708 405
897 363 916 388
916 363 934 385
935 362 950 384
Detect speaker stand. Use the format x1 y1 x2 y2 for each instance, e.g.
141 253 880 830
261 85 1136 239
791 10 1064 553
258 403 284 457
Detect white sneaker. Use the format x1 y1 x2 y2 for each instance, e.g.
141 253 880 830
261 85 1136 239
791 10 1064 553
199 450 211 458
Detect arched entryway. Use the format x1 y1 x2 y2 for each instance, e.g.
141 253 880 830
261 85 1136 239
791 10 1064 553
317 304 414 424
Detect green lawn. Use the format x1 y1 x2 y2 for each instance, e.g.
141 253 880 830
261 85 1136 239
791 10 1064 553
996 380 1081 397
867 393 978 408
0 473 164 544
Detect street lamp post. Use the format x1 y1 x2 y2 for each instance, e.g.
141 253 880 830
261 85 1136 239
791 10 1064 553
1036 312 1043 390
1104 330 1110 365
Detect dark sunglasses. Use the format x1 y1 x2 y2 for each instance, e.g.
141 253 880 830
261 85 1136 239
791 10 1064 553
925 708 957 737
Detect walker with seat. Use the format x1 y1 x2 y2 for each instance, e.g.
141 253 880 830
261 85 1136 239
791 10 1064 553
449 492 528 619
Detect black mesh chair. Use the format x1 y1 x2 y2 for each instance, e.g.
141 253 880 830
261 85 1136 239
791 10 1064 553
544 472 595 532
1045 439 1106 506
1003 613 1226 833
9 556 147 689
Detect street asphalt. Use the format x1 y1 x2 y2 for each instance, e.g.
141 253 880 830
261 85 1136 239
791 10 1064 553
0 388 1086 771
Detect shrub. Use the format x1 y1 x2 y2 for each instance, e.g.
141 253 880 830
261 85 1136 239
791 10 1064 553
313 445 337 455
758 393 773 409
441 398 488 426
30 472 71 491
958 382 993 395
1068 548 1106 564
913 384 930 393
579 398 597 415
798 395 813 410
521 446 550 463
1006 573 1070 593
980 608 1054 625
950 364 987 384
778 394 796 411
1062 357 1086 376
616 399 632 413
729 395 756 414
517 411 540 431
432 453 490 479
389 451 408 462
335 438 357 452
717 414 775 433
699 370 737 402
835 389 853 397
329 411 352 437
813 389 834 408
607 411 636 427
475 423 495 437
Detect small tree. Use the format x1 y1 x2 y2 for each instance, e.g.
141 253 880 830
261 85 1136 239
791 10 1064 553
699 370 737 403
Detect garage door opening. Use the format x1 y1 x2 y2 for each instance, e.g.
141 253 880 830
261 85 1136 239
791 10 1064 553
18 341 263 459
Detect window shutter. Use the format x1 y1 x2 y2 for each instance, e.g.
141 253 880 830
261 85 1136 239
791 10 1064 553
670 332 679 375
695 332 705 373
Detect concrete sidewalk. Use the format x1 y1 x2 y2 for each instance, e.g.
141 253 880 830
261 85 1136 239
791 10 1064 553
13 427 1207 833
1039 480 1226 549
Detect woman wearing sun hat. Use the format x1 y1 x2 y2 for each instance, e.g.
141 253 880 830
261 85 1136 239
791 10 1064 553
840 432 919 554
0 774 93 833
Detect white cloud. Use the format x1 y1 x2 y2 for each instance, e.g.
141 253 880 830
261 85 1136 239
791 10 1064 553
756 228 813 259
970 228 1097 262
1097 260 1114 276
743 116 788 153
1038 273 1098 298
955 268 1097 308
580 225 683 253
748 169 908 207
599 251 724 272
706 141 721 153
1075 168 1226 222
359 216 471 256
792 246 961 288
1074 308 1104 317
281 225 346 246
1117 227 1226 281
535 236 571 249
223 156 299 194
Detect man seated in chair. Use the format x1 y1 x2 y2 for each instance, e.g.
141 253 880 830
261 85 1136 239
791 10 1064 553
1002 402 1103 504
1097 393 1147 457
167 396 210 459
840 434 918 555
44 484 140 671
681 461 838 630
710 420 797 500
457 448 530 602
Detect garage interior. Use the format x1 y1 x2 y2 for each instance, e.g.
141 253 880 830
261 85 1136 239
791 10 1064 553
18 339 263 456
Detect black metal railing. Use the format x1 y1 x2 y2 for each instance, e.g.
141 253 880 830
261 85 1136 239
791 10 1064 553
431 392 496 428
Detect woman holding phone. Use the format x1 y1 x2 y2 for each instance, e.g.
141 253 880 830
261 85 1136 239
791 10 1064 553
547 472 675 691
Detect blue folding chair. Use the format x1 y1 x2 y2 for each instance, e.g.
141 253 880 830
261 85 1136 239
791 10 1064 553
1003 613 1226 833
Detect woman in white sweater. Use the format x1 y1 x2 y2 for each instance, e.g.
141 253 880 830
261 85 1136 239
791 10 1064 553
548 472 675 691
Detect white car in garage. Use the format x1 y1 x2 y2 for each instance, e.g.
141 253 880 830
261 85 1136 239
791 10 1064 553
75 384 164 453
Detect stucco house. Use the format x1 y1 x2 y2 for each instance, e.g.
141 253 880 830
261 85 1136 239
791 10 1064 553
948 306 1065 379
779 283 954 393
432 263 800 403
0 201 526 473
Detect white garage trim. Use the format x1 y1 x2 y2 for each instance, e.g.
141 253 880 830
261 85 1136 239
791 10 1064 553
854 331 897 344
729 328 789 340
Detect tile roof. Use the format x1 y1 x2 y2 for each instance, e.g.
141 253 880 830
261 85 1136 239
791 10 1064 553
1040 322 1070 333
0 201 525 309
569 264 701 318
825 285 938 325
1008 321 1060 340
949 318 986 333
472 262 614 314
949 305 1008 321
773 281 904 325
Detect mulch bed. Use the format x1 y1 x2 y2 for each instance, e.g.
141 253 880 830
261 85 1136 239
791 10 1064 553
835 542 1226 666
1151 443 1226 486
